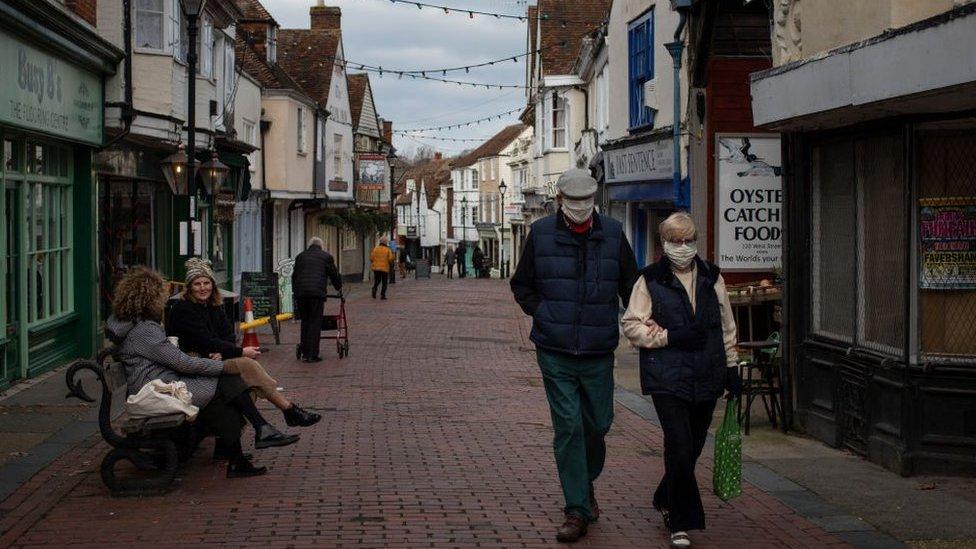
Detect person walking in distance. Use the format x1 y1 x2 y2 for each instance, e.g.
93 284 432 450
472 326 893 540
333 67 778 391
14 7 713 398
370 236 396 300
292 237 343 363
510 169 638 543
620 212 742 548
456 241 467 279
444 245 456 279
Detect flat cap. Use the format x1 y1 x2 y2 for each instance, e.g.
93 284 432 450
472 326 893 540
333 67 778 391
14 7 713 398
556 169 597 199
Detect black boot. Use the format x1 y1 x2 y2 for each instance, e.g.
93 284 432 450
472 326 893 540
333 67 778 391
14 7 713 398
226 455 268 478
284 404 322 427
254 424 300 449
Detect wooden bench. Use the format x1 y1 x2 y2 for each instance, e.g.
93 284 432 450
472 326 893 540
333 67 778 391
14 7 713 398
65 346 198 497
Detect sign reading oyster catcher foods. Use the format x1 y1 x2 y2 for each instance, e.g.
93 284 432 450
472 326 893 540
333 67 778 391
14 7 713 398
716 135 783 271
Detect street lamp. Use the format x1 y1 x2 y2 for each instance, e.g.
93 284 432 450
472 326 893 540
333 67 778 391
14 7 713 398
160 142 190 195
498 179 507 278
387 147 397 241
199 149 230 195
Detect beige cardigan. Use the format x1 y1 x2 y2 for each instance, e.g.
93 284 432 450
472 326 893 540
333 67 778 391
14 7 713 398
621 266 738 367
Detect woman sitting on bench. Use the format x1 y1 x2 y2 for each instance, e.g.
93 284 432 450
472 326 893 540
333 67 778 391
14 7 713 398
166 258 321 432
106 267 303 479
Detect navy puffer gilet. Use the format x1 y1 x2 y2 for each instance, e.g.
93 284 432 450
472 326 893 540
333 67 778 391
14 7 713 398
639 257 727 402
528 213 624 356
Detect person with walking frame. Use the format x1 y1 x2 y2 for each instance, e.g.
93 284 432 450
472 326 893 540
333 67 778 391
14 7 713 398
510 169 637 543
620 212 742 548
293 237 343 363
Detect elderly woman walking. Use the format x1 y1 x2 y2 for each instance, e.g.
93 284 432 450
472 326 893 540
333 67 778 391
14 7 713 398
621 212 742 548
107 267 301 478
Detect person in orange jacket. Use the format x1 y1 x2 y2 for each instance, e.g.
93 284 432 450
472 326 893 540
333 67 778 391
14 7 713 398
370 236 396 300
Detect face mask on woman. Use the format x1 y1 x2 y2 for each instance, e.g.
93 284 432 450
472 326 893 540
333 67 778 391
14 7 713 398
663 240 697 269
561 196 594 224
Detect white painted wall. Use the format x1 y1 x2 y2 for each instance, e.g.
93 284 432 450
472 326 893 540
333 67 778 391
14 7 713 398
262 94 315 194
323 42 355 201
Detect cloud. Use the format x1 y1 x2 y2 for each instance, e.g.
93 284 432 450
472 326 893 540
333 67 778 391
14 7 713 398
263 0 531 158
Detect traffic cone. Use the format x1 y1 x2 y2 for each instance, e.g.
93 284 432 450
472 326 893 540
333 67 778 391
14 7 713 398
242 297 260 348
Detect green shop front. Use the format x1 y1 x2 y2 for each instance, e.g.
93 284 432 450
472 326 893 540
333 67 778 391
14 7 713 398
0 4 121 390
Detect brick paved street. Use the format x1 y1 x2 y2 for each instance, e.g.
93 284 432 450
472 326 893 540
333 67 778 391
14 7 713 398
0 278 847 548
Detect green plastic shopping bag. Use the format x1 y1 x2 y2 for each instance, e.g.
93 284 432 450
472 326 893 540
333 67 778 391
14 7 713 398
712 397 742 502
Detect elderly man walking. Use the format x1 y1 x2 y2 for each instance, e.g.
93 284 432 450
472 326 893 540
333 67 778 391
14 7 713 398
292 237 343 363
510 169 637 543
370 237 396 300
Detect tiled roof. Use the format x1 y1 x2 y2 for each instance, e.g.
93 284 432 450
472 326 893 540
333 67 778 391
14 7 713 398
347 73 369 129
397 158 452 204
236 36 312 101
536 0 610 76
453 123 528 168
277 29 341 107
234 0 276 24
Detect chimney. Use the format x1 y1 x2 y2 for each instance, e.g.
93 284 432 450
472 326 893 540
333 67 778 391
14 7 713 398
434 152 443 160
310 2 341 31
241 24 269 58
66 0 97 26
383 121 393 144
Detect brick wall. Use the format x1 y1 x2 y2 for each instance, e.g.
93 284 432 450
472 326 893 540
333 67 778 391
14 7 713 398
310 5 341 31
66 0 96 26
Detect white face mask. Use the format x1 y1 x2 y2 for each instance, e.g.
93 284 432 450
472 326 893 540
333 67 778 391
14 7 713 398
663 241 698 269
561 196 594 224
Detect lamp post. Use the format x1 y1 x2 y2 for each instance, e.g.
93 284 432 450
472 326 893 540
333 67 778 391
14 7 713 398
387 147 397 241
498 179 507 278
461 195 468 277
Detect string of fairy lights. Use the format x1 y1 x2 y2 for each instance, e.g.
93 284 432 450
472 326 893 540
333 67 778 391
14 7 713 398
393 107 524 133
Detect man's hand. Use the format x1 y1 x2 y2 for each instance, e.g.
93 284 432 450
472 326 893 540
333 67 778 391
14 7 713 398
208 352 223 361
666 322 707 351
242 347 262 359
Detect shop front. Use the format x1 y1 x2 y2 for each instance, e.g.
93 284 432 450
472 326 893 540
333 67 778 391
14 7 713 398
752 4 976 474
0 3 121 389
601 132 679 268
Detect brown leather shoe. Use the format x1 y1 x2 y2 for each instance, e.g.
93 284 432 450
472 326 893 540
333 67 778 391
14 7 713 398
589 484 600 522
556 515 589 543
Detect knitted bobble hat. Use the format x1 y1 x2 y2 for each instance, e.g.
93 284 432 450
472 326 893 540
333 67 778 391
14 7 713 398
185 257 215 285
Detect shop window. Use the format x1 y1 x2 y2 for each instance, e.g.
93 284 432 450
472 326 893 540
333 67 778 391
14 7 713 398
811 140 856 342
856 134 906 354
628 9 655 130
917 128 976 358
136 0 165 50
342 229 357 251
24 144 72 325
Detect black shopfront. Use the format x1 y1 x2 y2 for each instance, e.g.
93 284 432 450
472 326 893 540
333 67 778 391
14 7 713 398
780 116 976 476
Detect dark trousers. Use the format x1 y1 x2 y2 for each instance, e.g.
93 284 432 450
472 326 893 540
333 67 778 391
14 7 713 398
650 393 718 532
537 348 615 521
457 256 466 278
446 263 454 278
372 270 389 297
198 374 249 453
296 297 324 359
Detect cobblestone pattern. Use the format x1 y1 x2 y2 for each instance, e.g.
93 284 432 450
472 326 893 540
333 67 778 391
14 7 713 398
0 279 847 548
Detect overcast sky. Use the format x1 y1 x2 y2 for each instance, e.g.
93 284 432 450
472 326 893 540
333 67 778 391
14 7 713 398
263 0 531 159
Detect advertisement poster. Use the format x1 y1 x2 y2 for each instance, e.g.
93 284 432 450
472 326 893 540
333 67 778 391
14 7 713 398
919 198 976 290
715 135 783 271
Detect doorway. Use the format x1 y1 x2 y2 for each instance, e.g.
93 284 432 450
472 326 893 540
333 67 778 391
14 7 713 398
2 180 21 388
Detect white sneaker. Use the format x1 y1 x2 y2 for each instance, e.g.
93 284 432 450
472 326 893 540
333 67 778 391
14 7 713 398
670 531 691 548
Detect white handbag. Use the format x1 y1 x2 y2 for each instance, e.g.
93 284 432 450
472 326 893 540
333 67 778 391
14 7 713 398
126 379 199 420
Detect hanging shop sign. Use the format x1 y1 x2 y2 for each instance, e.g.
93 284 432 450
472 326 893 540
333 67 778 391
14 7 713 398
715 135 783 271
357 154 387 190
919 197 976 290
504 203 523 219
604 138 672 184
0 28 103 145
328 180 349 192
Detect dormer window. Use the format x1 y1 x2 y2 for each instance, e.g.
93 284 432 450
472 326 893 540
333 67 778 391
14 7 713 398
267 26 277 64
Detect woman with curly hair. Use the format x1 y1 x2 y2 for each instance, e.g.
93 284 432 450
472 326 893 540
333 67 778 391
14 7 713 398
166 258 320 428
106 267 297 478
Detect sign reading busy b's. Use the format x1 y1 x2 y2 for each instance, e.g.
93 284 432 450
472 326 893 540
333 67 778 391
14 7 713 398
0 28 103 145
715 136 783 271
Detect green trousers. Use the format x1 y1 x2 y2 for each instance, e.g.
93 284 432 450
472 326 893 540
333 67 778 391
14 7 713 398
537 348 615 520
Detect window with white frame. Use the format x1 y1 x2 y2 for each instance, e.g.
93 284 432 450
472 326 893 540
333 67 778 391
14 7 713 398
341 229 357 250
333 134 343 179
223 38 235 104
135 0 165 50
267 26 277 64
198 15 213 77
315 119 323 162
243 119 257 171
297 107 306 153
552 94 566 148
470 169 478 190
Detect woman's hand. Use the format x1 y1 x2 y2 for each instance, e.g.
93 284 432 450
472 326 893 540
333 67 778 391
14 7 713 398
242 346 262 359
208 352 223 361
645 319 663 337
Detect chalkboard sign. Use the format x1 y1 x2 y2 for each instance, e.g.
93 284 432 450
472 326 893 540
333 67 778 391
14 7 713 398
415 259 431 279
240 272 279 318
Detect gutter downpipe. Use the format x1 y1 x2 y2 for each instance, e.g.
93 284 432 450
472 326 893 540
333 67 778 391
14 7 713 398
665 9 689 208
99 0 133 151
